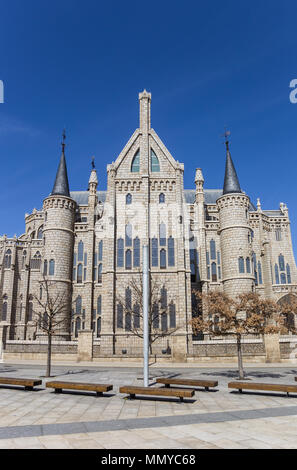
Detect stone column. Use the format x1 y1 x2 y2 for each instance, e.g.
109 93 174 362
77 329 93 362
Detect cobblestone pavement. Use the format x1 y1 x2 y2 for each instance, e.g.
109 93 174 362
0 362 297 449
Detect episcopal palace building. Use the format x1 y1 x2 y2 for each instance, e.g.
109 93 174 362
0 90 297 361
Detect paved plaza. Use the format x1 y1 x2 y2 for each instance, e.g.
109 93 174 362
0 361 297 449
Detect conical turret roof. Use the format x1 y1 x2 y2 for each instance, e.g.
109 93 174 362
223 140 241 195
51 132 70 197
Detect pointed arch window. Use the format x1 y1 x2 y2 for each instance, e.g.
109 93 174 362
31 251 41 270
75 317 81 338
286 264 291 284
160 249 166 269
97 317 101 337
246 257 251 273
151 149 160 172
77 264 83 283
279 254 285 272
117 238 124 267
76 296 82 315
117 303 123 329
159 193 165 203
238 257 244 273
133 303 140 329
131 150 140 173
133 237 140 267
97 295 102 315
98 263 103 283
44 260 48 276
210 240 216 260
98 240 103 261
152 237 158 267
49 259 55 276
78 241 84 262
275 264 280 284
211 262 217 282
37 226 43 239
168 236 175 266
280 272 286 284
4 249 11 268
125 250 132 270
126 193 132 205
152 302 159 329
169 302 176 329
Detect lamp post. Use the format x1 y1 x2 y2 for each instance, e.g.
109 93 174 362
142 245 149 386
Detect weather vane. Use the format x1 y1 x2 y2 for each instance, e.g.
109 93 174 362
91 156 95 169
222 127 231 150
61 129 66 152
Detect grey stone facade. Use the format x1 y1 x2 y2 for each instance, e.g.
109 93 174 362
1 90 297 360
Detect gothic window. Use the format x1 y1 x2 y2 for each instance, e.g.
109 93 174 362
218 266 221 279
190 248 197 281
161 312 168 332
125 312 132 331
258 261 263 284
207 266 210 279
286 264 291 284
160 286 167 310
152 302 159 329
133 303 140 329
151 149 160 172
160 249 166 269
117 238 124 267
117 304 123 329
280 272 286 284
84 253 87 266
217 251 221 265
125 287 132 312
159 193 165 203
31 251 41 270
22 251 27 269
159 223 166 246
131 150 140 173
168 237 175 267
210 240 216 260
125 250 132 269
169 302 176 328
246 257 251 273
98 240 103 261
97 295 102 315
49 259 55 276
133 237 140 267
77 264 83 283
28 297 33 321
275 264 280 284
78 241 84 262
4 249 11 268
37 226 43 239
211 262 217 282
125 224 132 247
75 317 81 338
76 296 82 315
97 317 101 337
275 228 282 241
206 251 210 266
44 260 48 276
151 237 158 267
279 254 285 272
238 257 245 273
126 193 132 205
98 264 102 283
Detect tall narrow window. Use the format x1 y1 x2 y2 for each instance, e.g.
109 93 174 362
126 193 132 205
98 240 103 261
169 302 176 328
133 303 140 329
286 264 291 284
78 241 84 262
98 264 102 283
76 296 82 315
152 303 159 329
49 259 55 275
161 312 168 332
97 318 101 337
131 150 140 173
44 260 48 276
275 264 280 284
210 240 216 260
125 250 132 269
160 286 167 310
4 250 11 268
2 300 7 321
117 304 123 328
217 251 221 265
75 317 81 338
125 224 132 247
238 257 244 273
151 149 160 172
22 251 27 269
97 295 102 315
160 249 166 269
275 228 282 241
77 264 83 283
159 223 166 246
279 254 285 271
280 272 286 284
159 193 165 203
246 257 251 273
152 237 158 267
28 298 33 321
168 237 175 266
117 238 124 267
211 262 217 282
206 251 210 265
37 226 43 239
133 237 140 267
190 248 197 281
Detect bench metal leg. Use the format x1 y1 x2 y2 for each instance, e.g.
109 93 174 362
24 386 33 391
205 387 209 391
96 392 103 397
287 392 290 397
239 389 242 393
55 388 62 393
179 397 184 402
129 394 136 399
165 384 170 388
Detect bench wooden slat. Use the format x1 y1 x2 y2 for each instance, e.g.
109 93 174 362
228 381 297 395
119 385 195 401
46 381 113 395
0 377 42 388
156 378 218 389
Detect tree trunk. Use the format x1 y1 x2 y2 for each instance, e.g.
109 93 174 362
46 333 52 377
236 334 245 379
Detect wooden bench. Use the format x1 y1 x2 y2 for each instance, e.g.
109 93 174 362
46 381 113 396
228 381 297 396
156 377 218 391
119 385 195 402
0 377 42 391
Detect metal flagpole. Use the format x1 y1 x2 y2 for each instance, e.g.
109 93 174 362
142 244 149 387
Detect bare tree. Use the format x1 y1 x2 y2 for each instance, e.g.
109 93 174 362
116 273 180 354
191 291 297 380
32 276 69 377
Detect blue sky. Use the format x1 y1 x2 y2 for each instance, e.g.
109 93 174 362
1 0 297 256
